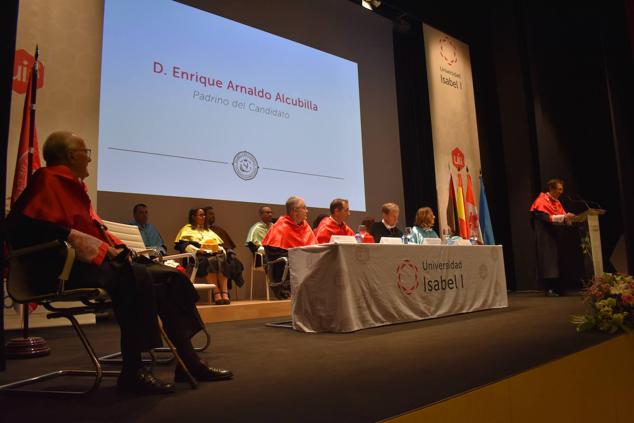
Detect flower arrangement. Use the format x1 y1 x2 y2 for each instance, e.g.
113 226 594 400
570 272 634 333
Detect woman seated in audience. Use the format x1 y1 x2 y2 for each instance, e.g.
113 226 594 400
175 208 231 305
411 207 440 244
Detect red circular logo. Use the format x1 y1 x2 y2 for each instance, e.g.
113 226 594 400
451 147 465 171
396 259 419 295
439 36 458 66
12 49 44 94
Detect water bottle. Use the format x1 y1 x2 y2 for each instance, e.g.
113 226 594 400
402 227 412 244
355 233 363 243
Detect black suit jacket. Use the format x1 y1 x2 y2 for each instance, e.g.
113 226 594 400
369 221 403 243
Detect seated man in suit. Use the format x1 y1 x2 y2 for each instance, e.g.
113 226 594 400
314 198 355 243
204 206 236 250
262 196 317 298
245 206 274 254
8 130 232 394
129 203 167 255
369 202 403 242
245 206 274 269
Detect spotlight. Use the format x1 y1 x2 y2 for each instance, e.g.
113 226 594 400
361 0 382 11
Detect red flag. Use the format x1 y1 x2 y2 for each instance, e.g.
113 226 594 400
10 66 41 207
11 55 41 313
456 173 469 238
465 171 480 241
446 171 458 235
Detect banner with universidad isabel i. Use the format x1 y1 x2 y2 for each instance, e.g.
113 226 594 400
422 23 483 237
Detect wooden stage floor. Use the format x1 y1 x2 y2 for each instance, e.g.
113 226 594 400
196 299 291 323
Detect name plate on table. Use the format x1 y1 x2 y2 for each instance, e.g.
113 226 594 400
330 235 357 244
380 237 403 244
422 238 441 245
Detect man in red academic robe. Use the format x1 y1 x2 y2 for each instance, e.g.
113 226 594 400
262 195 316 298
314 198 355 243
529 178 576 296
7 131 232 394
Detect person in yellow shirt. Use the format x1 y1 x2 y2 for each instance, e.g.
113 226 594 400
175 208 230 304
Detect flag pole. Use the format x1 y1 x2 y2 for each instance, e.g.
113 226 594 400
21 45 38 339
6 46 50 358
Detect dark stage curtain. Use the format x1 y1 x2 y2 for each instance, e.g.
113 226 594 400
1 0 20 371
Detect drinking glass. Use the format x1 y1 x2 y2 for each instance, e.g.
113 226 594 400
356 224 367 243
441 228 452 244
403 227 413 244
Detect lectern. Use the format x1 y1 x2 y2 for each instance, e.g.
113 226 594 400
572 208 607 277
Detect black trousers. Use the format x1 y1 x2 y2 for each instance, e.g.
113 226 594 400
68 258 204 371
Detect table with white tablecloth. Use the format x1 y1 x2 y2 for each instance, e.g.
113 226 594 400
289 243 508 333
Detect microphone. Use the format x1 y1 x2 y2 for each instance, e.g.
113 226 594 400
567 194 590 210
568 194 602 210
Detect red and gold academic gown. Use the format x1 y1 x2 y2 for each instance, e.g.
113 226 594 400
262 215 317 249
11 165 121 265
9 165 202 352
314 216 355 244
529 192 566 279
530 192 567 222
362 232 375 243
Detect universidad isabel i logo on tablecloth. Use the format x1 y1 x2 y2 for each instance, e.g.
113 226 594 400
396 259 466 295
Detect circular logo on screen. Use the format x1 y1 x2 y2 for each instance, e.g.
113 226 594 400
232 151 259 180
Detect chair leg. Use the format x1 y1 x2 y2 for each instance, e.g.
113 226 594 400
153 327 211 353
156 318 197 390
0 313 119 396
250 262 255 301
265 270 270 301
99 350 174 366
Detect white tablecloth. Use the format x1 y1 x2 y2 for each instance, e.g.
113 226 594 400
289 244 508 332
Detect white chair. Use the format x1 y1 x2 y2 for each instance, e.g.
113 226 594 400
250 251 269 301
98 220 212 365
101 220 215 303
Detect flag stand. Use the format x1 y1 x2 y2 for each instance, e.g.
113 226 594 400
5 46 51 359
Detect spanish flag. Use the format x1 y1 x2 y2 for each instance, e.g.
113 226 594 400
446 170 458 235
456 173 469 238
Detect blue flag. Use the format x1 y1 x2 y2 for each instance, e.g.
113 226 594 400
479 175 495 245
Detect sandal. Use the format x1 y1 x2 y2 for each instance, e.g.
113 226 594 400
213 289 223 305
221 291 231 305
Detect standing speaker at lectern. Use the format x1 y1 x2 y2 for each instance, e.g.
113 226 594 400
530 178 576 297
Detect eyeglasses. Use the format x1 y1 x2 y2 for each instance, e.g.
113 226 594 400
71 148 91 158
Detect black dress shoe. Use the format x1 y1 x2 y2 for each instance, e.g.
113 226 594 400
545 289 560 297
117 368 175 394
175 364 233 382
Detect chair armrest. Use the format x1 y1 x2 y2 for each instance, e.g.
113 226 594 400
265 256 289 282
8 240 77 302
162 252 199 283
10 240 66 257
163 252 196 261
133 247 161 257
266 256 288 266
